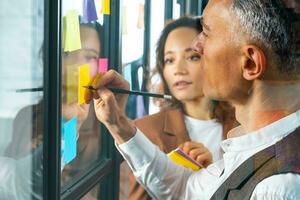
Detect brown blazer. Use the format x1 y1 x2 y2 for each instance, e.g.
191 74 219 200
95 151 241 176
128 107 236 200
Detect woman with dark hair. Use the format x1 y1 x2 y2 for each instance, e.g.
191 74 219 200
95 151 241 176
128 16 237 200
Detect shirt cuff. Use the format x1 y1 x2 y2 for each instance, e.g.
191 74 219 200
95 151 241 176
116 128 156 171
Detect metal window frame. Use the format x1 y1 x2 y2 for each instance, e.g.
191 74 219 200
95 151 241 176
164 0 173 22
44 0 123 199
43 0 62 198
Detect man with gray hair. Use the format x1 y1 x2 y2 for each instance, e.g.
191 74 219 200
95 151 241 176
85 0 300 199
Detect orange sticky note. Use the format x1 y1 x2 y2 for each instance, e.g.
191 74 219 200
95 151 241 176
102 0 110 15
78 64 90 104
63 10 81 52
137 3 144 29
98 58 108 73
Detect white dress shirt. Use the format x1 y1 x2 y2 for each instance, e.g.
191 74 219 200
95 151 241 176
117 109 300 200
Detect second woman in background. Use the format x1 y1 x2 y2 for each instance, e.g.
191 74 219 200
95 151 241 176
128 16 237 200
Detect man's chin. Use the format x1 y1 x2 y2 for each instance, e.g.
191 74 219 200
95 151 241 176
203 88 224 101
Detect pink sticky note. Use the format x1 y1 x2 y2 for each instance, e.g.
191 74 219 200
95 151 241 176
98 58 108 73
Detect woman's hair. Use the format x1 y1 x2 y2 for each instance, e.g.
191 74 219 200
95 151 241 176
154 16 237 133
155 16 201 107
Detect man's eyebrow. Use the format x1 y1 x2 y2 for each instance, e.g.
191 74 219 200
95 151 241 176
199 16 210 31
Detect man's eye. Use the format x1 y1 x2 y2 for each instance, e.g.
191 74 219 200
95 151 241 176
202 31 208 37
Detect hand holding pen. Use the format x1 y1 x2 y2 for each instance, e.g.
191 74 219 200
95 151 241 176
84 70 137 144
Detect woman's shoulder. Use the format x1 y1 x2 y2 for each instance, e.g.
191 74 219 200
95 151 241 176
134 107 183 135
134 107 181 125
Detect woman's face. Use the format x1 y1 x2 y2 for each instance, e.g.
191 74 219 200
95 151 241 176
163 27 203 102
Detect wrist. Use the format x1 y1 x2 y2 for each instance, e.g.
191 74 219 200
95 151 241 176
106 115 136 144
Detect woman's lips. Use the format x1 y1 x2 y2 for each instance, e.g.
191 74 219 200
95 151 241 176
173 80 192 90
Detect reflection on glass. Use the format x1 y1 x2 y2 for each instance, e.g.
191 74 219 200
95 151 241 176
0 0 44 199
60 19 103 188
119 161 131 200
122 0 145 63
81 183 100 200
149 0 165 114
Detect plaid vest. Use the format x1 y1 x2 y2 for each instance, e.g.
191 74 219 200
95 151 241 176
211 127 300 200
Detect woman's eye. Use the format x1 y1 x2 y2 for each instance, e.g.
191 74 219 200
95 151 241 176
164 58 173 65
188 54 201 61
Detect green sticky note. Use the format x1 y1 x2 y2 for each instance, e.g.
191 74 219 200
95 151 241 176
63 10 81 52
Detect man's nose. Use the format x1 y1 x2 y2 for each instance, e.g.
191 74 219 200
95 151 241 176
191 33 204 55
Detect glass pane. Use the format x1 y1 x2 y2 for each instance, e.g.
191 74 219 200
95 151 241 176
119 1 149 198
81 183 100 200
121 0 147 120
61 0 103 187
119 161 131 200
0 0 44 199
148 0 165 115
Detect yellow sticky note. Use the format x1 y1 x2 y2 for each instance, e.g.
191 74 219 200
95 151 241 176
78 64 90 104
66 65 78 104
102 0 110 15
64 10 81 52
168 150 200 171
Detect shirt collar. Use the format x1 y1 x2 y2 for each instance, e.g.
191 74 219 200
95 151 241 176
221 108 300 152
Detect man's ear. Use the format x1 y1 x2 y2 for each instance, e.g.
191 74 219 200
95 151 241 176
241 45 267 80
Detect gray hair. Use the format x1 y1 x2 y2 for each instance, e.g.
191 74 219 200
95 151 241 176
230 0 300 75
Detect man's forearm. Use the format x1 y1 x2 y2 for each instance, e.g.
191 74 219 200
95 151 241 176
106 115 136 144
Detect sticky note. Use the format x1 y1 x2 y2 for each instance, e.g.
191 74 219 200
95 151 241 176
98 58 108 73
168 148 201 171
137 3 144 29
102 0 110 15
78 64 90 104
82 0 98 23
63 117 77 164
122 5 128 35
123 64 132 90
66 65 78 104
63 10 81 52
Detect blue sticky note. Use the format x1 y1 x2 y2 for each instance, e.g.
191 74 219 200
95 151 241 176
82 0 98 23
123 64 132 90
63 117 77 164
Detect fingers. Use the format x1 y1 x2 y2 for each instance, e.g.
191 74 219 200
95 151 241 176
94 88 112 109
179 141 204 154
84 70 130 104
93 88 119 124
178 141 212 167
94 70 130 90
188 147 208 161
84 73 103 104
195 152 212 167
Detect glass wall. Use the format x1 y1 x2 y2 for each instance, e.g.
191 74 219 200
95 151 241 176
0 0 44 199
60 0 105 198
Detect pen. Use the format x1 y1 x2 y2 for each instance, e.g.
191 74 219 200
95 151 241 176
83 86 172 100
15 87 43 92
